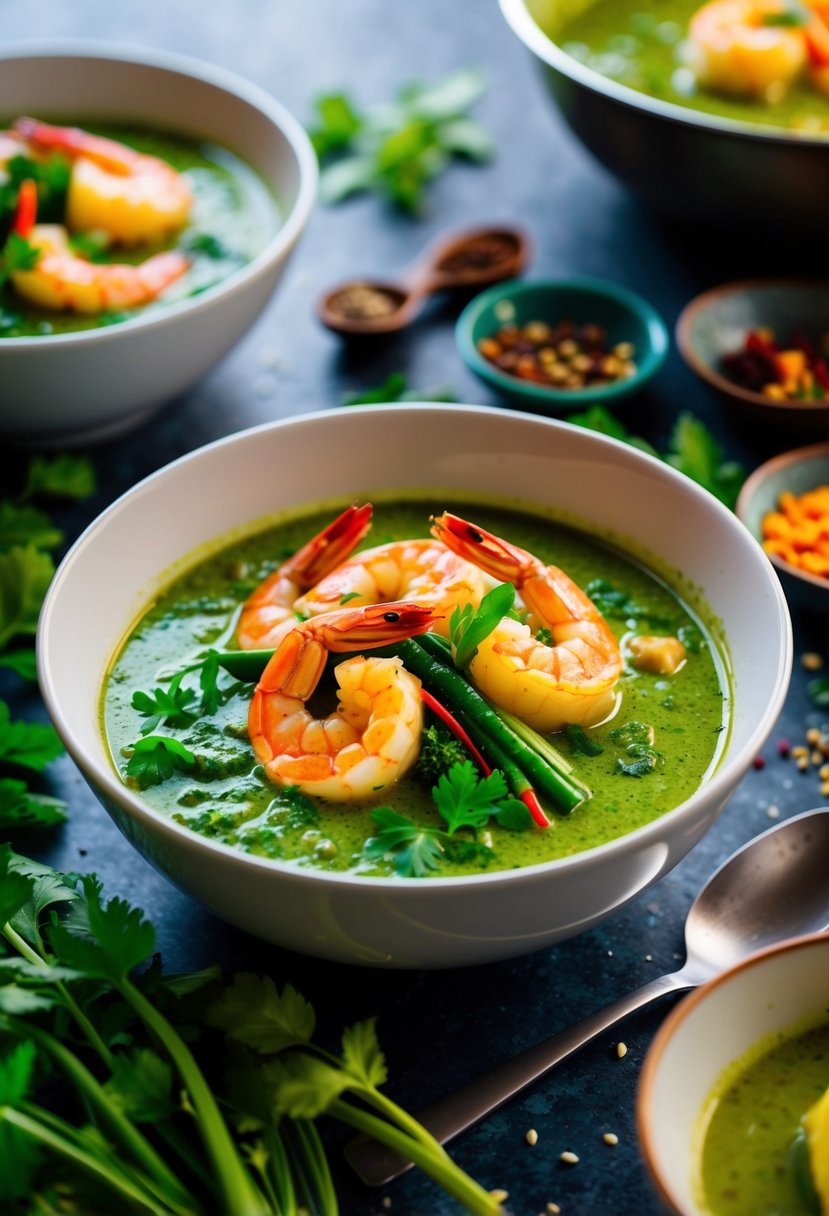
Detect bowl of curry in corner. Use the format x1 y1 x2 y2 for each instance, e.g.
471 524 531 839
500 0 829 238
37 404 792 967
0 41 317 447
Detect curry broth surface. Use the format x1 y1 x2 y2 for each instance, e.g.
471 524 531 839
103 499 729 878
0 123 279 338
554 0 829 133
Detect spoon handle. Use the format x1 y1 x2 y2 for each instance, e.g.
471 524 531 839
346 968 691 1186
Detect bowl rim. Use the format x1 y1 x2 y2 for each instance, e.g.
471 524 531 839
736 439 829 592
0 37 318 349
499 0 829 148
636 917 829 1216
675 278 829 412
37 402 793 892
455 275 669 404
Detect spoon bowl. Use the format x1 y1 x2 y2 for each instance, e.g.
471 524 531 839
347 808 829 1185
317 223 530 336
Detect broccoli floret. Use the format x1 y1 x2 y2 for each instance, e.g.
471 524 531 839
416 723 470 785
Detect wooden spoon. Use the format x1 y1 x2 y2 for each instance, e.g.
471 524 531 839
317 223 531 336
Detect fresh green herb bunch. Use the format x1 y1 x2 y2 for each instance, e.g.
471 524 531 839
0 455 96 833
308 68 495 214
0 846 503 1214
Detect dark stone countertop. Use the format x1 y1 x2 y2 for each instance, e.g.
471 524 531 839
1 3 827 1214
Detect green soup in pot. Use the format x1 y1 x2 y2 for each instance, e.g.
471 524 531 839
538 0 829 133
102 496 731 879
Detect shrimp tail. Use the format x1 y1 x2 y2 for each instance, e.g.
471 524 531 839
135 249 190 295
431 511 535 582
14 117 131 173
285 502 373 587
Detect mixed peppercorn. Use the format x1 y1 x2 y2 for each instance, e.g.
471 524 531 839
722 328 829 401
477 319 637 390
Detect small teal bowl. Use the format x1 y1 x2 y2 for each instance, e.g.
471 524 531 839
455 276 669 410
736 442 829 615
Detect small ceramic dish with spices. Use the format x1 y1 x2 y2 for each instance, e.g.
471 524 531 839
736 441 829 616
676 280 829 440
455 276 668 410
638 931 829 1216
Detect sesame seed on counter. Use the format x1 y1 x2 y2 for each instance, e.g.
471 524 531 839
559 1150 580 1165
602 1132 619 1146
525 1127 539 1146
616 1041 628 1058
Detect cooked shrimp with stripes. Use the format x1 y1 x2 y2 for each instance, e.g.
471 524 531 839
431 511 623 732
248 601 436 801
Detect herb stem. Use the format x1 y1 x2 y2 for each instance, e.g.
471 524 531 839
331 1097 502 1215
2 920 115 1068
118 977 268 1216
0 1105 172 1215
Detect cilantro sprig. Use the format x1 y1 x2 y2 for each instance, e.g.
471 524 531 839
567 405 745 510
450 581 516 670
0 846 502 1214
0 454 96 834
309 68 495 214
341 370 458 406
366 759 531 877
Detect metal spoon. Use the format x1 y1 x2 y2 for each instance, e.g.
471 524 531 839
317 223 530 336
347 808 829 1186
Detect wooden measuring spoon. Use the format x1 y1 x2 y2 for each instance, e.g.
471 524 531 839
317 223 531 336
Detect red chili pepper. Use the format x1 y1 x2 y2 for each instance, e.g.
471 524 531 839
520 788 551 829
420 688 492 775
745 330 778 357
12 178 37 238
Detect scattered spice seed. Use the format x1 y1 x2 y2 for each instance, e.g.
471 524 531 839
559 1150 579 1165
752 754 765 769
803 652 824 671
807 727 823 745
477 318 637 391
602 1132 619 1146
546 1205 562 1215
778 738 791 758
526 1128 539 1146
616 1041 628 1058
767 804 780 819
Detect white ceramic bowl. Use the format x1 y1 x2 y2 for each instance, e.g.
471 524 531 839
37 405 792 967
0 41 317 447
638 927 829 1214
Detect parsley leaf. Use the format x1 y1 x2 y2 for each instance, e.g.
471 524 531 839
124 735 196 788
310 68 494 214
341 1017 387 1088
131 675 199 735
207 975 315 1053
103 1049 176 1122
0 702 63 771
365 807 445 877
341 371 457 406
49 875 155 982
0 546 55 649
20 453 96 502
0 502 62 551
433 761 509 833
0 1040 40 1201
450 581 515 669
0 777 66 830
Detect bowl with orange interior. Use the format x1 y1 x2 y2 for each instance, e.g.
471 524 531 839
37 404 793 967
736 440 829 614
0 41 317 447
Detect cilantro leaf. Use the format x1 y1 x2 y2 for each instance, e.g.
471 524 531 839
0 845 36 926
0 502 62 551
342 372 457 406
0 777 67 830
450 581 515 669
0 650 37 680
21 454 96 502
309 91 363 157
0 703 64 771
365 807 444 877
0 232 39 290
48 875 155 981
341 1017 387 1088
807 676 829 707
268 1054 352 1119
0 545 55 649
664 412 745 509
104 1049 176 1122
585 578 674 629
198 649 222 717
131 678 198 734
433 761 509 833
207 974 315 1053
124 735 196 788
566 404 659 457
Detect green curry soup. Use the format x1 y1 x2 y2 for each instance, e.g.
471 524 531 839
103 498 730 879
546 0 829 133
0 123 279 338
699 1019 829 1215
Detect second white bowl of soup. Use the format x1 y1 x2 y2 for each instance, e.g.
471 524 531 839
37 405 792 967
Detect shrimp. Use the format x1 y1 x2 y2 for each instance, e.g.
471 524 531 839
9 179 188 314
248 601 436 801
294 537 490 638
236 503 374 651
14 116 193 246
688 0 808 100
431 512 623 732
